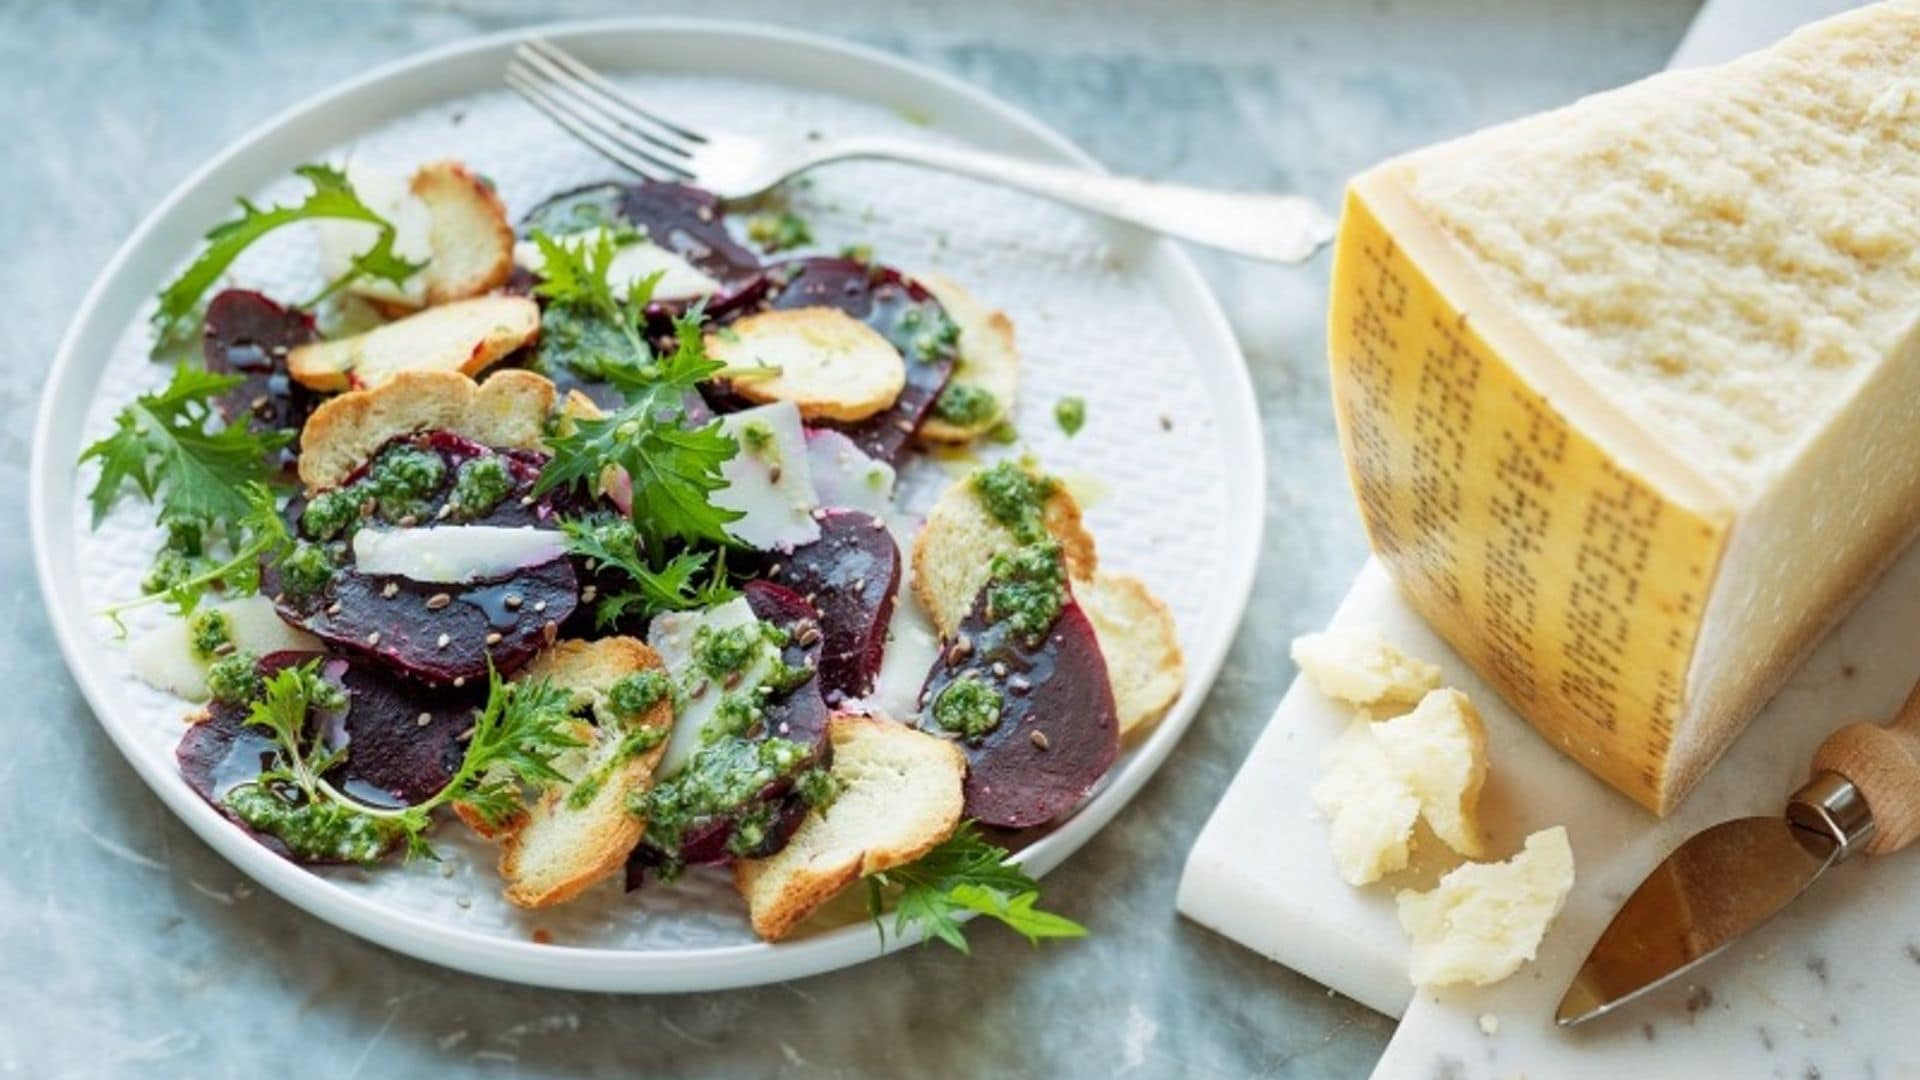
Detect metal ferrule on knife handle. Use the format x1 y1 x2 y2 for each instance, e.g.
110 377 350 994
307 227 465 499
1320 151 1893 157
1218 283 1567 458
1810 679 1920 857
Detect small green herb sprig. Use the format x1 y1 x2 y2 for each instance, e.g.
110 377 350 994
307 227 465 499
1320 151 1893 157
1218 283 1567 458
866 822 1087 953
528 229 743 551
560 513 738 628
152 163 423 346
230 662 584 863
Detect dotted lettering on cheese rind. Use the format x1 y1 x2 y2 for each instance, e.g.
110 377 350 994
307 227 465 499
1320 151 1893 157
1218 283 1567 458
1328 185 1723 813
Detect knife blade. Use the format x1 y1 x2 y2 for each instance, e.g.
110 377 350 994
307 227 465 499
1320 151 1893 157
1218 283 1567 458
1558 674 1920 1027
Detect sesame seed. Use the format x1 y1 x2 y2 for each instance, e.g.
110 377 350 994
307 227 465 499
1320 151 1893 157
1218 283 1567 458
810 507 828 521
503 594 523 610
416 712 432 727
437 633 451 649
439 863 455 879
520 495 536 506
769 465 783 484
581 586 597 603
894 419 913 433
435 503 453 520
367 631 382 646
485 632 502 645
453 676 467 688
533 600 547 613
397 514 418 528
212 641 236 657
425 593 452 610
991 661 1008 678
382 581 400 599
1030 730 1051 751
1009 675 1032 695
326 600 343 616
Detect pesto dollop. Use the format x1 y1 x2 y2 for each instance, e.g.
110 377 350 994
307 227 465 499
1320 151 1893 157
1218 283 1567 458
187 609 232 662
984 539 1069 641
932 673 1004 742
450 456 514 520
223 784 400 865
631 735 813 863
608 669 672 719
746 210 812 253
299 442 456 542
934 384 998 427
1054 396 1086 437
278 541 336 599
205 650 263 705
972 460 1056 544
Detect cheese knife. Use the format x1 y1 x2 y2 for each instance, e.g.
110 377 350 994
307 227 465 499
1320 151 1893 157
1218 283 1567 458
1556 677 1920 1027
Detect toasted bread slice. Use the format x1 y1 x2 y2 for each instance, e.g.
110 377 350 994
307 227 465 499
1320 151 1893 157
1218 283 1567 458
735 714 965 941
287 295 539 393
490 637 674 909
1076 572 1184 739
910 465 1097 638
913 272 1020 443
710 307 906 423
298 368 555 490
412 160 514 306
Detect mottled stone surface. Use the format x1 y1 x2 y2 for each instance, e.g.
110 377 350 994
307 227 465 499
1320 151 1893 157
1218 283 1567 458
0 1 1696 1075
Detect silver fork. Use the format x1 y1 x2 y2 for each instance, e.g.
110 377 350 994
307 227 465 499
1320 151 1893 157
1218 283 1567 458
505 37 1333 263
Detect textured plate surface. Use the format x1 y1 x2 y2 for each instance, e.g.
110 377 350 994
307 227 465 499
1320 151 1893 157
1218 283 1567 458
31 20 1262 991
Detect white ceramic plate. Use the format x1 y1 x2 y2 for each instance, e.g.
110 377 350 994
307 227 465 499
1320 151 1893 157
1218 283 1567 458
30 19 1264 992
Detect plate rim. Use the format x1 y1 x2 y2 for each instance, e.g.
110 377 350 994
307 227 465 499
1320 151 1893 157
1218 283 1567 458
29 16 1267 992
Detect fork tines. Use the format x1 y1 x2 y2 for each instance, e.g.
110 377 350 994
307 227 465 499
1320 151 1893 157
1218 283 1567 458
505 37 704 183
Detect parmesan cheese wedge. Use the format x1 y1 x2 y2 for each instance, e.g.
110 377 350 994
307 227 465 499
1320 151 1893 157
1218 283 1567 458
1328 1 1920 812
1395 827 1575 987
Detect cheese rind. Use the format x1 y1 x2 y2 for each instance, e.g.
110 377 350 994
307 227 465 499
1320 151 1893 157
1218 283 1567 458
1329 1 1920 813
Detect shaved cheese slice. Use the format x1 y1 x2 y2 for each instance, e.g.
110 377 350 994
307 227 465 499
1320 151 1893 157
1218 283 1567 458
512 227 719 302
317 161 433 308
129 595 322 701
859 513 940 722
714 401 821 551
805 429 896 517
351 525 566 583
647 598 781 779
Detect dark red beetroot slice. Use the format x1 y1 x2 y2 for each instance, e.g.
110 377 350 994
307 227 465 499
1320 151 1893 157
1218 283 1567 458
202 289 318 473
518 181 764 303
628 581 830 880
276 559 577 687
755 257 958 464
919 596 1119 829
177 652 478 862
765 509 900 705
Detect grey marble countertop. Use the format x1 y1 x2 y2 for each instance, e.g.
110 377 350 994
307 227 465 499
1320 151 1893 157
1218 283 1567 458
0 1 1700 1075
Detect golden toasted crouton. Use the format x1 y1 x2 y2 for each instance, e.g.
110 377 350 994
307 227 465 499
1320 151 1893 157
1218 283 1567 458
710 307 906 423
913 273 1020 443
910 465 1097 638
489 638 674 909
1076 572 1184 739
412 160 514 306
287 295 539 393
297 368 555 490
735 714 965 941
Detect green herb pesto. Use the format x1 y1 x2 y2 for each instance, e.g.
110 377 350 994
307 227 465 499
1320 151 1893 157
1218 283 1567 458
1054 396 1087 437
839 244 874 265
186 609 232 662
972 460 1056 544
537 302 635 384
299 488 361 542
738 420 780 463
986 420 1019 446
984 539 1069 641
205 650 263 705
934 384 998 427
608 669 672 719
708 692 764 741
795 766 840 810
565 772 606 810
451 455 514 519
692 622 772 680
278 541 336 599
631 735 812 858
143 548 202 597
223 783 400 865
746 210 812 253
932 673 1004 742
365 445 445 520
909 310 962 365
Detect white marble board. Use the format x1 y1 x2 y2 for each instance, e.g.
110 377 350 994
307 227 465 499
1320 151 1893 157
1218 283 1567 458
1178 2 1920 1077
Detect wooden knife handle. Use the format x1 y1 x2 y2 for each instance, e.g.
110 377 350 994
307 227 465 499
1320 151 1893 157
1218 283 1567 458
1812 678 1920 855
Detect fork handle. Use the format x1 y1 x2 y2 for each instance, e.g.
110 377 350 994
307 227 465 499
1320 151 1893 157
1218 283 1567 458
817 136 1333 263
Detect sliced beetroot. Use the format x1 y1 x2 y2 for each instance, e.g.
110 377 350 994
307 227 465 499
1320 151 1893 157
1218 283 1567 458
177 651 474 864
202 289 318 472
628 582 830 880
752 257 958 463
276 558 577 687
919 595 1119 829
743 579 832 754
517 180 762 302
765 510 900 704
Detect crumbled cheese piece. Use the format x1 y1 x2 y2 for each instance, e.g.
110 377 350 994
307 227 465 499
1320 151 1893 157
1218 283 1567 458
1396 827 1575 987
1312 720 1420 885
1478 1013 1500 1036
1290 629 1442 708
1373 689 1489 857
